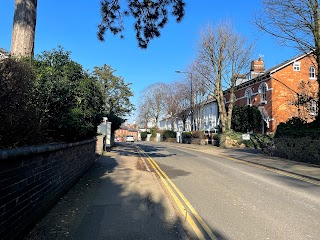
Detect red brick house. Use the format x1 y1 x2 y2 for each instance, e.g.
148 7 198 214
224 52 318 133
114 123 138 141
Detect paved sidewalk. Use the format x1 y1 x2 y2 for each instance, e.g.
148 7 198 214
160 142 320 183
25 140 185 240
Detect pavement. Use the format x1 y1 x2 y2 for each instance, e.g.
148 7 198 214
25 138 320 240
25 137 186 240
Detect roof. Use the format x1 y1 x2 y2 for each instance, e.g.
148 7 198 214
128 128 138 132
232 51 314 91
0 48 10 61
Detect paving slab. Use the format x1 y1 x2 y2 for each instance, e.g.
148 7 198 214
25 140 185 240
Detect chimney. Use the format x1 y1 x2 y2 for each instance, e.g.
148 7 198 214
127 123 131 128
250 57 265 72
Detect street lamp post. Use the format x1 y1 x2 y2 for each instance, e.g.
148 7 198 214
175 70 194 131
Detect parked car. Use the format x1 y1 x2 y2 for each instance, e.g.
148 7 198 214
126 135 135 143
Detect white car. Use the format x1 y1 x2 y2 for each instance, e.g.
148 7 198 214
126 135 134 143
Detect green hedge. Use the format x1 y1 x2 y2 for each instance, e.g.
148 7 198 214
231 105 262 133
162 130 176 141
0 58 41 148
275 117 320 139
141 131 148 140
1 48 105 149
182 132 192 139
192 130 205 139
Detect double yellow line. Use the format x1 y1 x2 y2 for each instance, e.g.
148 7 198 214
136 146 217 240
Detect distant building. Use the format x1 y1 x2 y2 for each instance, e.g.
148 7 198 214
114 123 139 140
224 52 318 133
0 48 10 61
159 97 219 132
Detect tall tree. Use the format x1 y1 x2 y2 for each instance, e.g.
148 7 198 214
32 47 105 141
195 21 253 132
188 63 209 130
92 64 135 118
11 0 37 57
10 0 185 57
163 82 180 130
137 100 153 129
175 80 191 131
98 0 185 48
141 82 167 128
254 0 320 114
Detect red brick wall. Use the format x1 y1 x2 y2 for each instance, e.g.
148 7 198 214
271 56 318 130
225 55 318 133
0 140 96 240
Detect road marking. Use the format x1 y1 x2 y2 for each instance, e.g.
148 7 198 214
170 144 320 187
136 146 217 240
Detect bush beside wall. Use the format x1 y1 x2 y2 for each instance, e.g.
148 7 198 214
274 138 320 165
0 139 97 240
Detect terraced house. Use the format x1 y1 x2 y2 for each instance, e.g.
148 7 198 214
224 52 319 133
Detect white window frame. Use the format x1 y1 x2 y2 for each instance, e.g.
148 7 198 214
309 66 316 79
293 62 300 71
310 99 317 115
245 88 253 106
258 82 268 103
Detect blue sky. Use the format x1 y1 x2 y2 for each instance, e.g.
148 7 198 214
0 1 298 123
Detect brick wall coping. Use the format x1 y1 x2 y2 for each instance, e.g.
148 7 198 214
0 138 96 160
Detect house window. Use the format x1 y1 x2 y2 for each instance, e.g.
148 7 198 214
310 100 317 115
293 62 300 71
310 66 316 79
258 83 267 103
245 88 252 105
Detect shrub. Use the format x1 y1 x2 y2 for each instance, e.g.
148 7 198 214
275 117 320 139
0 47 105 149
182 132 192 138
141 131 148 140
162 130 176 141
219 130 270 149
149 127 158 138
0 58 41 148
231 105 262 133
192 130 205 139
32 47 104 142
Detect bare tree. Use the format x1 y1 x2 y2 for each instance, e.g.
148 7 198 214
141 82 167 128
175 80 192 131
290 80 318 120
137 101 152 129
163 82 181 130
195 21 253 132
254 0 320 112
188 63 209 130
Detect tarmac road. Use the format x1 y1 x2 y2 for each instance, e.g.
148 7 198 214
137 141 320 240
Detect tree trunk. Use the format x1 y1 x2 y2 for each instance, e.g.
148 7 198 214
314 1 320 122
170 113 174 130
11 0 37 57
